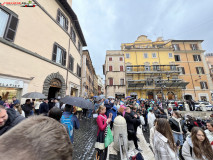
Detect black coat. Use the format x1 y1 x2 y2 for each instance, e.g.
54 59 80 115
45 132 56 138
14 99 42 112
22 103 32 117
169 117 186 133
0 108 25 136
124 112 138 131
39 102 49 115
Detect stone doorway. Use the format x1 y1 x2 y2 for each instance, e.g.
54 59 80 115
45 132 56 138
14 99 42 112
148 92 154 100
42 72 66 99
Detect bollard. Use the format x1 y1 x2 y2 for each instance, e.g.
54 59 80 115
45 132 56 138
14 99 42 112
184 102 190 111
113 115 128 151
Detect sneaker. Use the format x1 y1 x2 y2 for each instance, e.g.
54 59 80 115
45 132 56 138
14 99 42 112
135 148 142 152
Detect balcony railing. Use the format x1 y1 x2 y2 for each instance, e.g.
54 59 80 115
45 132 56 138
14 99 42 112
126 65 180 73
124 45 173 50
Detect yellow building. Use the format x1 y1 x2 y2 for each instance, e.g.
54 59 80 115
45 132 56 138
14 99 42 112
122 35 188 100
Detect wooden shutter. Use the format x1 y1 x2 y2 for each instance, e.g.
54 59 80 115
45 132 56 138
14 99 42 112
65 18 68 31
109 57 112 61
190 44 193 50
195 44 198 50
198 55 201 61
120 66 123 71
196 67 199 74
200 82 203 89
182 67 185 74
205 82 208 89
120 57 123 61
57 10 60 23
52 44 57 62
109 66 112 71
62 50 66 66
201 67 205 74
109 78 113 85
177 44 180 50
193 55 196 61
4 15 18 42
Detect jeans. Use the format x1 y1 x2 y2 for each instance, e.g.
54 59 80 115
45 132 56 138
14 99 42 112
173 132 183 145
87 109 93 118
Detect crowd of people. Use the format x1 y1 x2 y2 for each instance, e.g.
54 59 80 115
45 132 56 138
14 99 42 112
94 97 213 160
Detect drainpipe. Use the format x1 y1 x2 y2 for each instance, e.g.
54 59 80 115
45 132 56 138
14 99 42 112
65 38 71 97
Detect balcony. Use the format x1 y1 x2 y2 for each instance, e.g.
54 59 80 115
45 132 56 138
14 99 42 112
126 65 180 74
124 45 173 50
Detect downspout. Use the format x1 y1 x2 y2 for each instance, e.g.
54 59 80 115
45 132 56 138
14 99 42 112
65 38 71 96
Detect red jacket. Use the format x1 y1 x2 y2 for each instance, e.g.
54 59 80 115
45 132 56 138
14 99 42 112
96 113 107 136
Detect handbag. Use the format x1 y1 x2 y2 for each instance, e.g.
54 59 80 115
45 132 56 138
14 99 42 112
104 125 113 148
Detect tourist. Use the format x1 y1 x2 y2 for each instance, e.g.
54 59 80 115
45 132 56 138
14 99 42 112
124 107 142 152
0 105 25 136
153 118 179 160
149 119 158 150
95 105 111 160
205 120 213 145
0 116 73 160
22 99 33 118
182 127 213 160
14 103 25 117
34 99 42 115
61 104 79 144
3 99 10 108
148 109 156 129
39 99 49 116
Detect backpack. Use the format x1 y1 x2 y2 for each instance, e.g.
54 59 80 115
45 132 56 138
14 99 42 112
61 114 73 141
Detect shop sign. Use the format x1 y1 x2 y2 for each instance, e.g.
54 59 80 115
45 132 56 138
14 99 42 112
0 78 24 88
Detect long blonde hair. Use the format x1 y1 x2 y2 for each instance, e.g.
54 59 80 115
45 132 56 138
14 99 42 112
14 104 22 114
96 105 105 114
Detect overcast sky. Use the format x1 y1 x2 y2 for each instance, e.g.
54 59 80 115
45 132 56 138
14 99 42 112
72 0 213 79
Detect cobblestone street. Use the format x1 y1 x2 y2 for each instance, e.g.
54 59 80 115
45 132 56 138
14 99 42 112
73 118 97 160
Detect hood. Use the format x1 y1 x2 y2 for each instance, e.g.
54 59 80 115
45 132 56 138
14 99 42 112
6 108 19 124
186 135 193 147
104 99 109 104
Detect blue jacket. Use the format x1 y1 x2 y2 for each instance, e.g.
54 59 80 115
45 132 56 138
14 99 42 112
61 112 79 143
110 105 117 122
39 102 49 115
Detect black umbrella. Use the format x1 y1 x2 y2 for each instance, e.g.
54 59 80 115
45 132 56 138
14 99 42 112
60 96 94 109
22 92 46 99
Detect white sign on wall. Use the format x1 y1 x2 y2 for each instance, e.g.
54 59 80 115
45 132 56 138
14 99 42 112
0 78 24 88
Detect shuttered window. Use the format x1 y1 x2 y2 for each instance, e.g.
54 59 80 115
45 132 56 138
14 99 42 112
120 66 124 71
174 55 181 61
200 82 208 89
109 57 112 61
119 57 123 61
196 67 205 74
57 9 68 31
71 27 76 43
109 78 113 86
178 67 185 74
0 8 19 42
77 64 81 77
172 44 180 51
109 66 113 71
52 43 66 66
193 55 201 61
68 55 74 71
190 44 198 50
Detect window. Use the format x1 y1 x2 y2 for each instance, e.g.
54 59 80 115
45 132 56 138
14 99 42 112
52 43 66 66
126 67 132 72
71 27 76 43
146 79 153 86
200 82 208 89
126 53 130 58
78 41 81 53
193 55 201 61
144 53 148 58
77 64 81 77
68 55 74 71
119 57 123 61
173 44 180 51
174 55 181 61
168 53 173 58
196 67 205 74
191 44 198 50
109 57 112 61
178 67 185 74
109 78 113 86
120 79 124 85
120 66 124 71
145 65 150 71
0 8 18 42
57 9 68 31
170 65 176 71
109 66 113 71
152 53 156 58
153 65 160 71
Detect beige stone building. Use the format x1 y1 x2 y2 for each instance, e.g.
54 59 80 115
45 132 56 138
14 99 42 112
0 0 86 102
205 53 213 100
103 51 126 99
81 50 97 98
97 75 104 95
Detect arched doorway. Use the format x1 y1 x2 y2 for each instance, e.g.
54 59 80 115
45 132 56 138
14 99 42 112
48 79 62 99
156 92 162 100
42 72 66 99
184 95 192 101
167 92 175 100
147 92 154 100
